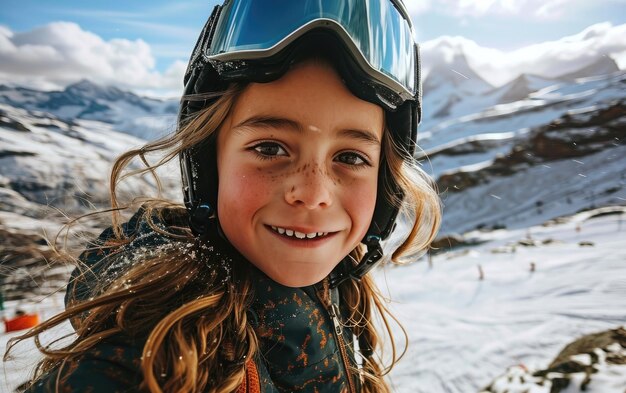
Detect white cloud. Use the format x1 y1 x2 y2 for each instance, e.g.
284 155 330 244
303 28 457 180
404 0 432 15
405 0 433 39
0 22 185 96
421 22 626 86
416 0 611 20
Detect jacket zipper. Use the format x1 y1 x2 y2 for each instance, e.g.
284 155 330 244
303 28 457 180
317 283 357 393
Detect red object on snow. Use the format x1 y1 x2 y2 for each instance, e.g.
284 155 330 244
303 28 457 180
4 313 40 332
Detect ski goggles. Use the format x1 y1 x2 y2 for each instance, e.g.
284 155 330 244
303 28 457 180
206 0 418 105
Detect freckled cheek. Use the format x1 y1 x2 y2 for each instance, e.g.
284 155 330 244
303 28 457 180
217 166 276 223
341 180 378 232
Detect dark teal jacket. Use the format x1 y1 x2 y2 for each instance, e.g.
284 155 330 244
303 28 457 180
28 208 360 392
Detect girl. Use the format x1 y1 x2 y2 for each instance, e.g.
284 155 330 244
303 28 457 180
6 0 441 392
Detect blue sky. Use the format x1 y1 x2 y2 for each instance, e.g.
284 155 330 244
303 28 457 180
1 1 625 95
1 1 216 72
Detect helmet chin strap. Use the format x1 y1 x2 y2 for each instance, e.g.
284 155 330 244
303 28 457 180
329 235 383 289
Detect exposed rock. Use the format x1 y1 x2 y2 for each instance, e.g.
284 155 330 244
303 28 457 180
0 112 29 132
531 101 626 160
0 150 36 159
517 239 538 247
481 327 626 393
437 100 626 193
430 234 485 254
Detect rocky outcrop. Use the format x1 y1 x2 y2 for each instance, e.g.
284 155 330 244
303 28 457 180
531 101 625 159
438 100 626 193
481 327 626 393
0 109 30 132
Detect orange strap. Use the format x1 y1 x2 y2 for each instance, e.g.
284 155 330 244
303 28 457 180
236 360 260 393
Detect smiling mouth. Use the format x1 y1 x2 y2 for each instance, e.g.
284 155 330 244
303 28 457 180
268 225 330 240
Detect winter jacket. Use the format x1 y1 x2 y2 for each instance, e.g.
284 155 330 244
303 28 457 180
27 208 360 392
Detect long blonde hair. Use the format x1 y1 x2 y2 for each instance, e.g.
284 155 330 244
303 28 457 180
5 78 441 392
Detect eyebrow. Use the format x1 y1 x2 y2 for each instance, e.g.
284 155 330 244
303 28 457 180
233 115 381 145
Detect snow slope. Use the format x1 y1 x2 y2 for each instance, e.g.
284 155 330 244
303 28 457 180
0 103 180 217
438 145 626 234
419 71 626 236
379 208 626 393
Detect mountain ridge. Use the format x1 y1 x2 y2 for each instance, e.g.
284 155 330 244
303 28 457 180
0 79 178 140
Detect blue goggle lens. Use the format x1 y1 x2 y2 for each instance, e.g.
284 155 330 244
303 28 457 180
208 0 416 98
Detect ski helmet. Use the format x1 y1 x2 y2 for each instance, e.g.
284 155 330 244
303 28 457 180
179 0 421 287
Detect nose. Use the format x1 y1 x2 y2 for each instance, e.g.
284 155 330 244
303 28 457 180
285 164 333 209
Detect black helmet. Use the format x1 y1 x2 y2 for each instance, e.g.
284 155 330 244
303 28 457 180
179 0 421 287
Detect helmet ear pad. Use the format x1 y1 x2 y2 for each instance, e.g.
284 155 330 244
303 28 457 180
179 66 223 234
367 101 416 241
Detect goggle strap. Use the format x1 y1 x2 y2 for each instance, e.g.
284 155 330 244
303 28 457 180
415 43 423 122
184 5 222 85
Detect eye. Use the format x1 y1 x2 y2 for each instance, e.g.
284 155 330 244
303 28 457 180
251 141 288 159
335 151 371 167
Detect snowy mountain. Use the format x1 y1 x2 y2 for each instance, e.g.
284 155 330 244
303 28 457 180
418 39 623 131
418 70 626 236
488 73 558 104
0 80 178 140
559 55 620 81
422 50 493 96
0 101 181 241
421 45 494 122
0 101 182 305
1 66 624 241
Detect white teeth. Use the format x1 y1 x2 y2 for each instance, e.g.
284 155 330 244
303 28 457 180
270 226 328 239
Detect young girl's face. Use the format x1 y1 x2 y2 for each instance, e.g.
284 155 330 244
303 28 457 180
216 60 384 287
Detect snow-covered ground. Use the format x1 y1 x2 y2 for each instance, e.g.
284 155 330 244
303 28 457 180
438 145 626 234
2 208 624 392
1 294 70 392
0 103 181 219
379 207 626 392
